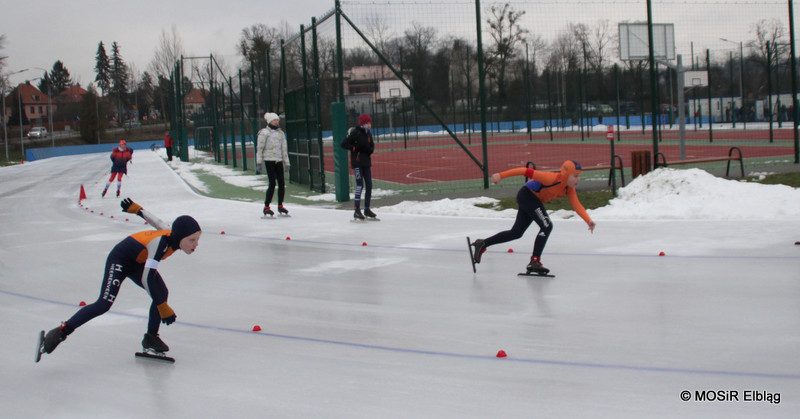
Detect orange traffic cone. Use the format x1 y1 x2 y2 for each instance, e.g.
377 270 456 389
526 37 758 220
79 184 87 201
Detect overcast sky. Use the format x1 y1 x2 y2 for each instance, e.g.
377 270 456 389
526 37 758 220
1 0 335 86
2 1 792 90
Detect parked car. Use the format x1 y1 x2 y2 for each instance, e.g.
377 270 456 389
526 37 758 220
596 104 613 115
27 127 48 138
617 101 640 115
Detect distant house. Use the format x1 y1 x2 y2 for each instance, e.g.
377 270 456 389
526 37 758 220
3 82 49 126
184 89 208 117
56 84 88 105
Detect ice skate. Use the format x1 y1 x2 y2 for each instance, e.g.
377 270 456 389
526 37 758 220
278 205 289 215
525 256 550 275
363 208 378 220
101 188 108 197
38 322 73 360
263 206 274 216
142 332 169 354
116 189 120 197
353 208 365 221
471 239 487 264
136 333 175 363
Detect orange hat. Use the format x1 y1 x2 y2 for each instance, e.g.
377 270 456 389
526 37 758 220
560 160 583 178
119 140 127 146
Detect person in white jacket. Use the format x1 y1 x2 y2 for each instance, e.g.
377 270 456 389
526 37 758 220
256 112 290 216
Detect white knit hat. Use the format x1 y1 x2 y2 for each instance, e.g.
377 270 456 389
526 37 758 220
264 112 280 123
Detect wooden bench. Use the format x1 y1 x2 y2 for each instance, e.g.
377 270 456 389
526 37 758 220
653 146 744 178
526 154 626 187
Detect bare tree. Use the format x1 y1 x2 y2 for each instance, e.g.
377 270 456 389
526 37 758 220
485 3 528 101
149 25 185 78
0 34 9 93
750 18 788 69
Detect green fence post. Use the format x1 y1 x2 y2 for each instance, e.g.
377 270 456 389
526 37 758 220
332 102 349 203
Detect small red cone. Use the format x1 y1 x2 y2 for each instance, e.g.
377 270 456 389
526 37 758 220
507 248 514 253
362 242 367 246
252 325 262 332
286 236 291 240
79 301 87 306
496 350 507 358
79 185 87 201
220 231 226 235
110 215 114 219
659 251 665 256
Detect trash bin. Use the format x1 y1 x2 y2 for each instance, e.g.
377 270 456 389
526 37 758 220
631 151 651 178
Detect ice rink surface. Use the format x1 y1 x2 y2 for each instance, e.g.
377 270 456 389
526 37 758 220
1 150 798 418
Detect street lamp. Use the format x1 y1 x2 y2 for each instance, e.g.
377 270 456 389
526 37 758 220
33 67 55 147
2 68 30 161
720 38 745 129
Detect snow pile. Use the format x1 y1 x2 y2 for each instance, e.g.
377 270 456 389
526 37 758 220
591 168 800 220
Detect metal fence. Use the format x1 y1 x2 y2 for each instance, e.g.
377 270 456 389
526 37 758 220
176 0 800 200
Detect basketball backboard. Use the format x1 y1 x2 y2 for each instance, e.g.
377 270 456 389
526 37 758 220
379 80 411 100
619 23 675 61
683 70 709 87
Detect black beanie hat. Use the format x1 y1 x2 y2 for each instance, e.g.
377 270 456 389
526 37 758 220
169 215 201 249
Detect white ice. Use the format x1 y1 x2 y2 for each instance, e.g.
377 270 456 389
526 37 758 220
1 150 799 418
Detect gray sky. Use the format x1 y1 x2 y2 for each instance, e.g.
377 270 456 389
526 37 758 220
2 0 793 89
2 0 336 86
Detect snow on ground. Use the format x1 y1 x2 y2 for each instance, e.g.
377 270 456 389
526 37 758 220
161 147 800 221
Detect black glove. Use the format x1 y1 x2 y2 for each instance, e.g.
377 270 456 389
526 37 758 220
120 198 143 215
157 302 176 325
161 314 177 325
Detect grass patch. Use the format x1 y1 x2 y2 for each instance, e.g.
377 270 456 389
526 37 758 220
749 171 800 187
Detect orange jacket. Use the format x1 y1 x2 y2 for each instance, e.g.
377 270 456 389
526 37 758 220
498 167 593 225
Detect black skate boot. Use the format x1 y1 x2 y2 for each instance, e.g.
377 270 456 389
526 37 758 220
263 206 274 216
116 189 120 197
353 208 365 220
142 332 169 353
43 322 74 354
101 187 108 197
471 239 487 264
363 208 377 219
526 256 550 275
278 205 289 215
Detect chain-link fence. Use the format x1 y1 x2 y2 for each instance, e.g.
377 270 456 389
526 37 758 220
178 0 800 200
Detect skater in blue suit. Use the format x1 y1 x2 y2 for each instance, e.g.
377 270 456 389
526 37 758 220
37 198 201 361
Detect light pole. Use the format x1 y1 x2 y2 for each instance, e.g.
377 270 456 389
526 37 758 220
721 38 745 129
33 67 55 147
2 68 30 161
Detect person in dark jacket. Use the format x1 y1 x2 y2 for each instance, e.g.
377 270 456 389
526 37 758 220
102 140 133 197
341 114 377 220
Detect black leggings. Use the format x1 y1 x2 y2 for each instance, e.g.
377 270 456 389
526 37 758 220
354 166 372 209
264 161 286 206
484 186 553 258
66 252 167 335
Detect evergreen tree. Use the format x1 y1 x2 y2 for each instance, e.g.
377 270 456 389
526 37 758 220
78 85 105 142
37 73 52 97
49 61 73 94
94 42 111 96
7 89 30 127
109 41 129 118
